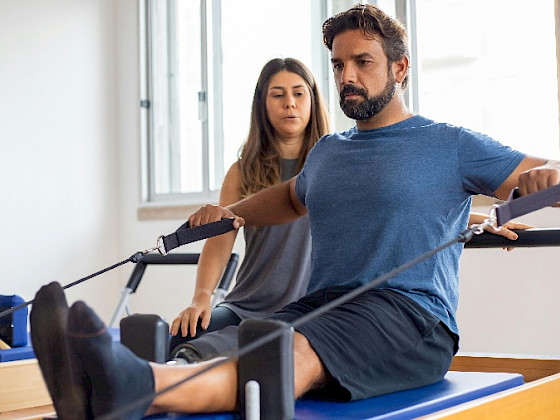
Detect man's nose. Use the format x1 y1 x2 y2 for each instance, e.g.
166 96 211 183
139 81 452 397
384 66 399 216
340 63 357 85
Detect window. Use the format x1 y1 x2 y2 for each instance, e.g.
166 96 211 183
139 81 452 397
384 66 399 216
140 0 560 210
142 1 204 199
140 0 346 205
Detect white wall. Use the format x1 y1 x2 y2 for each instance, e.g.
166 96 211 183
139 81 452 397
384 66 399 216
1 0 559 357
458 207 560 356
0 0 121 318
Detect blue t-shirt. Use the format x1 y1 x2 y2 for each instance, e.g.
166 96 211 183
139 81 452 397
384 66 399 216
295 115 525 335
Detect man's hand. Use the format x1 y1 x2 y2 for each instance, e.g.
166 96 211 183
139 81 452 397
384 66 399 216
518 162 560 197
188 204 245 229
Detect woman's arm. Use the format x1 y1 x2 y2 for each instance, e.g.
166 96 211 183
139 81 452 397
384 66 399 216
170 163 242 339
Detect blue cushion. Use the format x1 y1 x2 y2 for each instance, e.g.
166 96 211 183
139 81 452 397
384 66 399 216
0 295 28 347
144 371 523 420
0 328 121 362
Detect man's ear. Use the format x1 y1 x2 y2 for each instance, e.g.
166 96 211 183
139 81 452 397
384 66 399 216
393 56 409 84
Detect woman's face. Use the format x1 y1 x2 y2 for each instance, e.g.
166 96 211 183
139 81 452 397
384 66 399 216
265 70 312 142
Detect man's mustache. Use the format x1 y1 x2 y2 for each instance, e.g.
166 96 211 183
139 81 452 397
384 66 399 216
339 84 368 101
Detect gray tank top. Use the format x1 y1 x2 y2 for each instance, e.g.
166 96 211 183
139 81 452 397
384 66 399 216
218 159 311 319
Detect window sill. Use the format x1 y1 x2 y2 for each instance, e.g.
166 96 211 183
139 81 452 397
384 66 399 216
137 203 203 221
138 195 499 221
472 195 501 207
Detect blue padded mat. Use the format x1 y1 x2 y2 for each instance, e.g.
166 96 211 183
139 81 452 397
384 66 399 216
0 328 121 362
0 333 35 362
144 371 523 420
0 344 35 362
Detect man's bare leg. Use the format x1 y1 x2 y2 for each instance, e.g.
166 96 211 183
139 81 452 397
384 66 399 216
147 359 238 414
146 331 327 415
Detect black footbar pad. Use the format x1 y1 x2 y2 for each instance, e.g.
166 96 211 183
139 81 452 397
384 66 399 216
238 319 294 420
120 314 169 363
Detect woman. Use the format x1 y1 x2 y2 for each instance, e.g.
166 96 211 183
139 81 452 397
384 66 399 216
168 58 330 360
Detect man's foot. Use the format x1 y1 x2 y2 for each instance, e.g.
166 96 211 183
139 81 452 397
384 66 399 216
68 301 155 420
29 282 89 420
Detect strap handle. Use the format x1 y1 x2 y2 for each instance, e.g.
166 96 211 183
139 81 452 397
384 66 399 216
495 184 560 226
160 217 236 255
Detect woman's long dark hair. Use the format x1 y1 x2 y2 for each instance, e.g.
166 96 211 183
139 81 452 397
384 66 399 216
238 58 330 197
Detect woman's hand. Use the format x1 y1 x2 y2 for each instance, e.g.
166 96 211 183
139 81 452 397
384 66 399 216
170 292 212 338
485 221 534 251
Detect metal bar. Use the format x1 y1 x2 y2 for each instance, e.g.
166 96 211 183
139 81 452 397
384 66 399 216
465 228 560 248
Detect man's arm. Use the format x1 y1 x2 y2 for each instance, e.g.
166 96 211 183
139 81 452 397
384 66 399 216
188 177 307 228
494 156 558 200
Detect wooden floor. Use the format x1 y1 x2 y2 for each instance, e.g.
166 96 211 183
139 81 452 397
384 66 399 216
0 405 54 420
450 353 560 382
0 359 52 418
420 372 560 419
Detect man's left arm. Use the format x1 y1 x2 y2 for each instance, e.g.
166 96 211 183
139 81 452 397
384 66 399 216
494 156 559 200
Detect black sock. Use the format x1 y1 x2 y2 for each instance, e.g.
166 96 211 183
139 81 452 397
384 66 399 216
68 301 155 420
29 282 89 420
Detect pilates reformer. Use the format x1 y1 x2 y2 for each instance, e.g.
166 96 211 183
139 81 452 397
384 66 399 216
3 186 560 419
2 225 559 418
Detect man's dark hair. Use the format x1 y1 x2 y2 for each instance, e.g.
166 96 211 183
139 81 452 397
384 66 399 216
322 4 410 89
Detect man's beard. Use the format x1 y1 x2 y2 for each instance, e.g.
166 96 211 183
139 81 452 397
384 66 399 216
339 73 396 121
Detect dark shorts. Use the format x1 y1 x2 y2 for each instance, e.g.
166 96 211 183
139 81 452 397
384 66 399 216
268 287 458 401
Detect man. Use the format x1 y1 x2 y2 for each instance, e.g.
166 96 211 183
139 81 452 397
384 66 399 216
31 4 559 419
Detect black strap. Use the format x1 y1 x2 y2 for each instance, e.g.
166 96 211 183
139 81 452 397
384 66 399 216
0 255 138 321
0 218 236 321
161 218 236 254
495 184 560 226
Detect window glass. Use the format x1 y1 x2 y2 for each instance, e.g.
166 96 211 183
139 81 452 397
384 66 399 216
149 0 203 196
219 0 317 179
